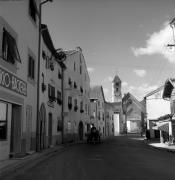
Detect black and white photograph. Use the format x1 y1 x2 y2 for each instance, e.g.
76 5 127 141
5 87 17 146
1 0 175 179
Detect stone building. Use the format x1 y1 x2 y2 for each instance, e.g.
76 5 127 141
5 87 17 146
90 86 106 138
63 47 90 142
105 102 114 136
38 24 66 150
111 75 124 135
123 93 146 133
0 0 40 160
144 86 170 139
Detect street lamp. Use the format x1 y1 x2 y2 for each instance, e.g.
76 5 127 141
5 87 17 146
167 17 175 49
36 0 53 152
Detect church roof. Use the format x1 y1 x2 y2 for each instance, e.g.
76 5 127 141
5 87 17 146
112 75 121 83
90 85 106 101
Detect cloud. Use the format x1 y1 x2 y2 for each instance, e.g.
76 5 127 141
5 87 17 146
123 83 158 100
132 21 175 63
122 81 128 87
133 69 146 77
103 76 113 83
87 67 95 73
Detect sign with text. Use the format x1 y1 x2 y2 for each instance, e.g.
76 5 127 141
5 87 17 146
0 67 27 96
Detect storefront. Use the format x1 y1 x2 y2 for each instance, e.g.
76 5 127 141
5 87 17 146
0 66 27 160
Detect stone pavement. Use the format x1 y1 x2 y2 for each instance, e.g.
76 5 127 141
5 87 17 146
0 142 83 179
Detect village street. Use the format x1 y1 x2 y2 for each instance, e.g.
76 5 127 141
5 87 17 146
3 134 175 180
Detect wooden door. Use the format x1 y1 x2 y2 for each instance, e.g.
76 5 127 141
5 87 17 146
48 113 52 146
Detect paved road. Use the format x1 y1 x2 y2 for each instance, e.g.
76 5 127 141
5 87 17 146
3 134 175 180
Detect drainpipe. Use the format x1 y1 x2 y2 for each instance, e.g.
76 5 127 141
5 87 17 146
61 66 65 144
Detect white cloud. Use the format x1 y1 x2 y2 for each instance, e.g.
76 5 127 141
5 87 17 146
133 69 146 77
132 21 175 63
103 76 113 83
123 83 158 100
122 81 128 87
87 67 95 73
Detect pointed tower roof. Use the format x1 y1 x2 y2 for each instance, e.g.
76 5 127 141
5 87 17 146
113 75 121 83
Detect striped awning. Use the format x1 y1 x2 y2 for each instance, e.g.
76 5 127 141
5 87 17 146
152 122 169 133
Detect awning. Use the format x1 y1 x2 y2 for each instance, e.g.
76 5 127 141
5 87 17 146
152 122 169 133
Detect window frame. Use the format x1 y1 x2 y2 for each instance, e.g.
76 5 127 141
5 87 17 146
48 84 55 102
2 28 21 64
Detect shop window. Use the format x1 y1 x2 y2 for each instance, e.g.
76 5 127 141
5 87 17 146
0 102 7 140
2 28 21 64
28 55 35 80
29 0 37 23
48 84 55 102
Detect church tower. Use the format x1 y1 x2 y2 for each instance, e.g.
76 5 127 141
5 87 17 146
112 75 122 102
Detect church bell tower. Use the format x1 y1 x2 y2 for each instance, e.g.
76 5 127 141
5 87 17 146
112 75 122 102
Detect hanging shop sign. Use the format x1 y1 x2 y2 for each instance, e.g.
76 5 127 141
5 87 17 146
0 67 27 96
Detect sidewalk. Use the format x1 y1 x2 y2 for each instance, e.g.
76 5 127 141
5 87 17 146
0 141 83 178
144 139 175 153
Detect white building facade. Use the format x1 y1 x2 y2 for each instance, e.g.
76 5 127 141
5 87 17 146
63 48 90 142
0 0 39 160
38 24 64 150
90 86 106 138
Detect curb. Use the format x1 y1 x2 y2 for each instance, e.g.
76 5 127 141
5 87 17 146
143 139 175 153
0 141 84 179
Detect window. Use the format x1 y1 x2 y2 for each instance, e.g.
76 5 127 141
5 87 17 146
0 102 7 140
68 96 72 110
74 99 78 111
48 84 55 102
57 90 62 105
29 0 37 23
98 112 100 120
42 50 46 60
58 70 62 79
85 104 87 114
2 28 21 64
45 56 50 69
28 55 35 80
68 78 72 87
80 101 84 113
57 118 62 131
74 62 76 71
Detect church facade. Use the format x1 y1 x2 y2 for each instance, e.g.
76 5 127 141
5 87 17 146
106 75 125 135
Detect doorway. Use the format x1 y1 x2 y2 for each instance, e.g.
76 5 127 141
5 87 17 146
10 104 22 157
38 103 46 150
26 105 32 152
78 121 84 140
48 113 53 146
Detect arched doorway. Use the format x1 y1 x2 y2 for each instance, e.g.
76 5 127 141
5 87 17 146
38 103 46 150
78 121 84 140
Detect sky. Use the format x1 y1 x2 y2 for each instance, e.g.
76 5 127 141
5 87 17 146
42 0 175 102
